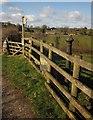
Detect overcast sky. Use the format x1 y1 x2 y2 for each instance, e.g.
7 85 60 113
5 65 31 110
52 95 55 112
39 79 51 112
0 1 92 28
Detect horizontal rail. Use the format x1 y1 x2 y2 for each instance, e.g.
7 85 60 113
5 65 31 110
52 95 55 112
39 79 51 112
24 49 29 54
24 37 40 44
45 72 92 119
31 47 40 55
24 55 40 73
24 47 29 51
45 82 76 120
29 54 40 65
24 37 31 40
42 42 93 72
41 53 93 99
25 44 30 48
9 48 22 52
8 41 22 45
9 46 21 49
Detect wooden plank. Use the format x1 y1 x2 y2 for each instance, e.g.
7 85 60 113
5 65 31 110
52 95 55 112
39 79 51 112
24 37 40 45
47 43 52 83
25 44 30 48
24 55 40 73
29 54 40 65
42 42 93 72
24 38 31 40
69 55 81 112
9 48 22 52
41 53 93 99
32 47 40 55
45 82 77 120
9 46 20 49
8 41 22 45
45 72 92 119
24 47 29 51
13 48 22 56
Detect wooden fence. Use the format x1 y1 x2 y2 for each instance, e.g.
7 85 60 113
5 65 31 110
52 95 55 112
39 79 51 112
7 37 93 120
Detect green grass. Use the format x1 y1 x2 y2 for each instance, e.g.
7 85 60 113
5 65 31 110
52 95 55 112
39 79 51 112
28 32 92 54
2 54 93 118
82 54 93 63
2 55 67 118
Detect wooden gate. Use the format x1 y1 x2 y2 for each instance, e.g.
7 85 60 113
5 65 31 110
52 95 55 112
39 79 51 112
8 41 22 55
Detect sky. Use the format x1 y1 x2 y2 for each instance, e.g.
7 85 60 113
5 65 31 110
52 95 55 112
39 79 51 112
0 1 92 28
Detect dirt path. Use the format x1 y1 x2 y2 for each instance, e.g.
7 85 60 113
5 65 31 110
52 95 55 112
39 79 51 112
2 78 36 119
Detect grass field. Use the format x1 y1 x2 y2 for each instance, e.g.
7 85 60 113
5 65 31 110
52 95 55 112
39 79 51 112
2 55 67 118
2 55 93 119
27 32 92 54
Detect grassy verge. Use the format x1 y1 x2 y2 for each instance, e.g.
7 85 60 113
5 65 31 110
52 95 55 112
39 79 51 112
2 55 66 118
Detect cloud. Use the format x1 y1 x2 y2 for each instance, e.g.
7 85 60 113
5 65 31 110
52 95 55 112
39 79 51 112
0 0 8 4
0 12 22 23
11 13 22 17
40 13 47 18
26 14 35 22
0 11 36 24
64 11 84 21
40 6 55 18
43 6 55 14
8 6 23 13
39 8 90 28
40 7 85 23
2 2 23 13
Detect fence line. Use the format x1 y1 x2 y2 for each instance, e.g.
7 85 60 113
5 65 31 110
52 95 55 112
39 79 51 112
7 37 93 120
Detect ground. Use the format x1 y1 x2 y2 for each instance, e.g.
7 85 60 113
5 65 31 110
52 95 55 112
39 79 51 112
2 77 35 119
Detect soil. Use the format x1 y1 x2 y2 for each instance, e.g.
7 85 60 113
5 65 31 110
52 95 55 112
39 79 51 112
2 78 36 119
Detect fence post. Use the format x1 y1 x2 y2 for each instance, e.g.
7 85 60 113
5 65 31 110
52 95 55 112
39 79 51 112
40 40 43 53
40 40 43 73
47 43 53 83
29 39 32 61
3 37 9 54
22 16 27 55
69 55 81 112
65 35 74 90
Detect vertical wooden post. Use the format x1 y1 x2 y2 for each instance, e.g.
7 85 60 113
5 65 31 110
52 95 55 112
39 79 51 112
22 16 27 56
29 39 32 61
69 55 81 112
47 43 52 83
22 16 25 55
40 40 43 53
65 35 74 90
40 40 43 73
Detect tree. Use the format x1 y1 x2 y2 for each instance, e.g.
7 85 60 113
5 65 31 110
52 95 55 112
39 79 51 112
41 25 47 34
87 29 93 36
29 25 34 32
16 24 22 31
2 26 21 43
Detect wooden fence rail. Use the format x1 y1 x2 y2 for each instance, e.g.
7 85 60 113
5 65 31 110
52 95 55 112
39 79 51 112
8 37 93 120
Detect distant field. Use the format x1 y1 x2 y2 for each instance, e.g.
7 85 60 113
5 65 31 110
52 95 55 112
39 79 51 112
40 35 92 54
25 32 92 55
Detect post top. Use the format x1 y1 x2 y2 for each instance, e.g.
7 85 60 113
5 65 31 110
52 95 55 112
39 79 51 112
22 16 27 24
66 35 74 43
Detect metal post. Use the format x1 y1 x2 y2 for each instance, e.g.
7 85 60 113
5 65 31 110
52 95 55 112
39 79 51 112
66 35 74 70
65 35 74 90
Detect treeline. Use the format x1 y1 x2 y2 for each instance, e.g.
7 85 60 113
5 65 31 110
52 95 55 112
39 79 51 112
1 22 93 43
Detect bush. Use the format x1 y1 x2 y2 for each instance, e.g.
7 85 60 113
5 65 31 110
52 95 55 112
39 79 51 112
2 26 21 43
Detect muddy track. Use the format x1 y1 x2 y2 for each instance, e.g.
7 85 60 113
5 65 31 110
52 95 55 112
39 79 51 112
2 78 35 119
